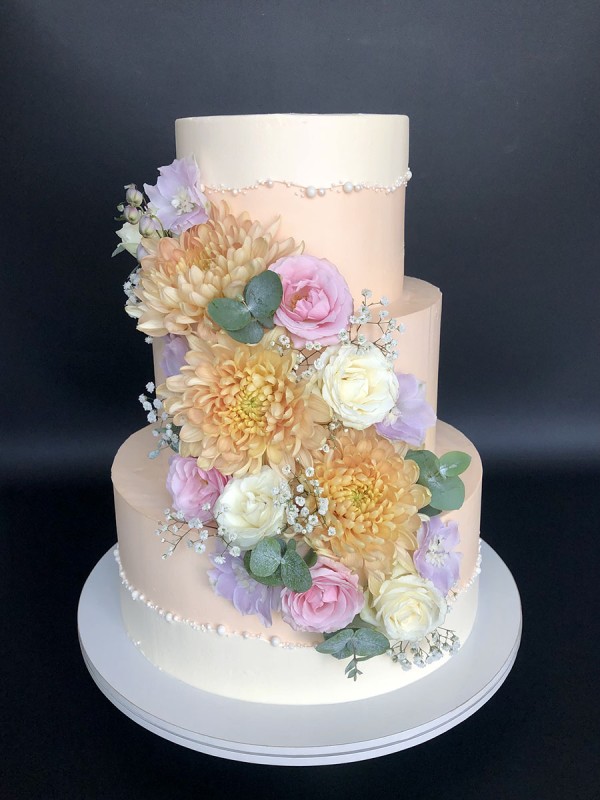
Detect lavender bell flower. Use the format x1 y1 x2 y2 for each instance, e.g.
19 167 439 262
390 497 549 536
160 333 189 377
413 516 462 596
375 372 436 446
208 554 281 627
144 156 208 235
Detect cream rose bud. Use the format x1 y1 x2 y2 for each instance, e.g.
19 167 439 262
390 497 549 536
320 343 399 429
116 221 142 255
213 466 286 550
360 570 448 642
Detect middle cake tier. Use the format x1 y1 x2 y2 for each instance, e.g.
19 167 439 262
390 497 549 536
153 275 442 451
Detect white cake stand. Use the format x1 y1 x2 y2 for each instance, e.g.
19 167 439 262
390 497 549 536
78 540 521 766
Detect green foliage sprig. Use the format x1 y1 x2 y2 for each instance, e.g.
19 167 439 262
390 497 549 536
406 449 471 516
243 537 317 593
316 618 390 680
207 271 283 344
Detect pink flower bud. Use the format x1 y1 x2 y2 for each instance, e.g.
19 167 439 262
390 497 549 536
139 214 159 236
124 205 142 224
125 185 144 207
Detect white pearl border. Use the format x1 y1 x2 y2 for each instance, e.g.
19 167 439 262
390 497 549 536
114 540 481 644
114 548 314 650
202 169 412 198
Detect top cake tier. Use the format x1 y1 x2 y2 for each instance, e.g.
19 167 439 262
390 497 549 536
175 114 410 301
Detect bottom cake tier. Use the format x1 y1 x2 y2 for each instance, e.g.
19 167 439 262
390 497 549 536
112 422 482 705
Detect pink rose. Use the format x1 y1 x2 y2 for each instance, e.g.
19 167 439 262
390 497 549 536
281 557 364 633
269 255 353 347
166 455 229 521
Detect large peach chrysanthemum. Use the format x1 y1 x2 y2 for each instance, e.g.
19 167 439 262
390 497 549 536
306 428 431 580
126 202 301 337
160 333 330 477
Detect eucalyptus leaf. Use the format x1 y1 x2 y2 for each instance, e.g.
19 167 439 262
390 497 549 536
418 503 442 517
439 451 472 477
281 549 312 592
249 537 282 577
331 644 356 660
344 660 364 676
286 538 297 552
406 449 439 481
347 615 378 631
303 549 318 568
207 298 252 331
429 475 465 511
351 628 390 658
250 567 284 587
315 629 355 655
226 320 265 344
243 551 283 586
244 270 283 318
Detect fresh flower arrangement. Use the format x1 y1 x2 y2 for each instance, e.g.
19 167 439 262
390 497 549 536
113 157 471 679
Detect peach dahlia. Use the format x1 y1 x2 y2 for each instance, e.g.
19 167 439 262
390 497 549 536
126 201 301 337
306 428 431 580
160 332 330 477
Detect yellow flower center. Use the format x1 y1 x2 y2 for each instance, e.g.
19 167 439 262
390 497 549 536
236 387 267 421
221 373 272 437
348 477 380 512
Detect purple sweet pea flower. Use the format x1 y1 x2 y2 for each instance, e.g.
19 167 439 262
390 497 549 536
413 516 462 596
208 554 281 627
144 157 208 235
375 372 436 446
160 334 189 378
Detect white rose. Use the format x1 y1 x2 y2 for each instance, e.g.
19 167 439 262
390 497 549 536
213 466 286 550
116 221 142 255
320 343 399 429
360 569 447 642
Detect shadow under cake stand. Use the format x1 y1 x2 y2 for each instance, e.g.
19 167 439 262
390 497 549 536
78 540 521 766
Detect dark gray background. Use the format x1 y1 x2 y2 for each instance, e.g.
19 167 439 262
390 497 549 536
2 3 600 799
2 0 599 479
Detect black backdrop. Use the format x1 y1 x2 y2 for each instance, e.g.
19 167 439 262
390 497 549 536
2 2 599 798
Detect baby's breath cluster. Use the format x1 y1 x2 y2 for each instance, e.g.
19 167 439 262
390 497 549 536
317 418 346 457
123 266 141 307
213 507 246 561
390 627 461 670
138 382 180 459
154 507 213 559
280 462 330 538
276 334 327 382
341 288 406 363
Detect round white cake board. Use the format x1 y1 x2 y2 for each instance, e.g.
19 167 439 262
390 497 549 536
78 540 521 765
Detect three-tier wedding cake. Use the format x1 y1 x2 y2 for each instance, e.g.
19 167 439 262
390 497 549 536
111 114 482 704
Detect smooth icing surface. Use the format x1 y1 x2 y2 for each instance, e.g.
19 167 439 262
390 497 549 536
176 114 410 301
207 183 406 302
119 567 478 705
176 114 409 187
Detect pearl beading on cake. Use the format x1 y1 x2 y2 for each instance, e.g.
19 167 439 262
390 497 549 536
115 539 480 646
114 548 314 649
202 169 412 198
448 538 482 605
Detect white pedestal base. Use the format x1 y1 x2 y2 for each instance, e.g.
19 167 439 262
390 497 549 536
78 540 521 765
